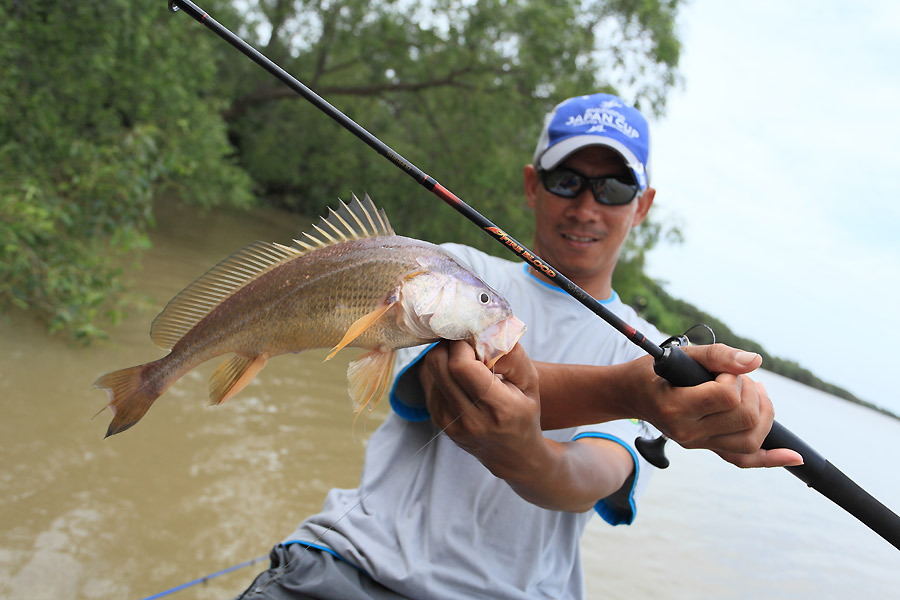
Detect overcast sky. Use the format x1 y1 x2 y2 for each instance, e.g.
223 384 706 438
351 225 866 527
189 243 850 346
642 0 900 412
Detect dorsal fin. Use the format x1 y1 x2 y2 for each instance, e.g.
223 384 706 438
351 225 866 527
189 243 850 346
149 193 393 350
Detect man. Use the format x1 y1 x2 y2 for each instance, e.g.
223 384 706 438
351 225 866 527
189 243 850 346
236 93 801 599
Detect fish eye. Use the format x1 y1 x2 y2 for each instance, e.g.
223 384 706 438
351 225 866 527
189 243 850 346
478 292 491 305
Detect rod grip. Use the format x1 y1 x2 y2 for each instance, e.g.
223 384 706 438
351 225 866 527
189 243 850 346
764 420 900 550
762 421 827 481
653 345 715 386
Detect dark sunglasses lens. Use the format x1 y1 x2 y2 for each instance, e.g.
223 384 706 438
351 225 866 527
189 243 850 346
541 169 584 198
594 178 639 206
541 168 639 205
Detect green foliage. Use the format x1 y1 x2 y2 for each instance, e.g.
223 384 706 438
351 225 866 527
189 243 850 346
0 0 254 340
1 0 683 340
220 0 682 255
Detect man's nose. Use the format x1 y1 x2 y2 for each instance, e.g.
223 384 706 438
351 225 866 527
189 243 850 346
565 188 600 221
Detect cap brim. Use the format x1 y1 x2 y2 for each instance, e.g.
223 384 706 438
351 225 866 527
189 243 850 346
538 135 646 188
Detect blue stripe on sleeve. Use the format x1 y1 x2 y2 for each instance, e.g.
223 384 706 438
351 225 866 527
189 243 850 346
281 540 367 574
388 342 439 422
572 432 639 525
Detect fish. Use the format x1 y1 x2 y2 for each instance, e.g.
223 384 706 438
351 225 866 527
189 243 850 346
94 193 526 437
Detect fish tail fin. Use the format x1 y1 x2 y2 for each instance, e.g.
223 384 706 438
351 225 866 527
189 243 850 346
208 354 268 406
347 349 396 417
94 365 159 438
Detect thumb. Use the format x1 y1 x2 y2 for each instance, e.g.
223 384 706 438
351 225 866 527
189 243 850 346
682 343 762 376
489 343 539 397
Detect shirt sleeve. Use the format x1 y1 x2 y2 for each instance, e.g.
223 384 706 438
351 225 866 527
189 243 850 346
388 343 438 422
572 418 658 525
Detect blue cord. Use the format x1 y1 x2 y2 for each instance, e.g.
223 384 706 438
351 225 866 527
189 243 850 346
140 554 268 600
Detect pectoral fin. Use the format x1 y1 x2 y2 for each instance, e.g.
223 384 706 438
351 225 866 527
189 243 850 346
326 300 396 361
347 348 396 414
208 354 268 406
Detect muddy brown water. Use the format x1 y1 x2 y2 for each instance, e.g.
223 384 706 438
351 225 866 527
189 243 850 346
2 201 898 599
1 202 382 598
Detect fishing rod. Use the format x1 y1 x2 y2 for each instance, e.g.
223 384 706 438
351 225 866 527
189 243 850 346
167 0 900 551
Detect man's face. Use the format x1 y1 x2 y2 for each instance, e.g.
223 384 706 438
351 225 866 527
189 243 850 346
524 145 654 296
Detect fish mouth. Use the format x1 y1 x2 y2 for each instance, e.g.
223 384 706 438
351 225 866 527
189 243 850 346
476 315 527 369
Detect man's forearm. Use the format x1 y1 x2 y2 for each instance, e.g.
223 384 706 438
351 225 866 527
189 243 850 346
535 360 646 430
481 436 634 513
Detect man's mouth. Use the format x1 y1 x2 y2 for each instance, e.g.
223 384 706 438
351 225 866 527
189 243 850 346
561 232 600 243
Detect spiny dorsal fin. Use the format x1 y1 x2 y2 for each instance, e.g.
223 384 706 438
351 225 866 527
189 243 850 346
297 192 394 249
149 193 393 350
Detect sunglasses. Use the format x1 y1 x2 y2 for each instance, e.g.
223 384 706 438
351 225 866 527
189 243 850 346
538 166 641 206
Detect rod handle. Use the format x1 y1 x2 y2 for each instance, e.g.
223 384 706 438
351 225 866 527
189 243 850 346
654 344 716 386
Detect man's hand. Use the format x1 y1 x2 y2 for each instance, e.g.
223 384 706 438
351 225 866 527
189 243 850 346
529 343 804 469
420 340 543 476
653 344 804 468
419 341 635 512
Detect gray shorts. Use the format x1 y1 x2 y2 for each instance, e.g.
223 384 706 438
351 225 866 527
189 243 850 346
233 543 409 600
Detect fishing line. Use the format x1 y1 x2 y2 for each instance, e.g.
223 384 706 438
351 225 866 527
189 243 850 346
138 554 268 600
249 390 482 595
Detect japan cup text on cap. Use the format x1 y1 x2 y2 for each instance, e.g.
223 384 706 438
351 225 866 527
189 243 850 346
533 93 649 189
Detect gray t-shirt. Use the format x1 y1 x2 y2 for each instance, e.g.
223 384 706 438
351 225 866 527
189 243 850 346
285 244 663 599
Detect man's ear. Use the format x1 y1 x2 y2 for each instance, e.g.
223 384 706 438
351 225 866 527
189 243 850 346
631 187 655 227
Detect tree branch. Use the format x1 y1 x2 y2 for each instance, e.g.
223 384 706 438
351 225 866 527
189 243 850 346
223 66 481 121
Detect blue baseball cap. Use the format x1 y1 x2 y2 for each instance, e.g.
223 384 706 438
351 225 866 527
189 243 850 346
532 93 650 189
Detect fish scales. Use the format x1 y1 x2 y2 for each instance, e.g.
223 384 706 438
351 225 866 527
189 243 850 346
179 237 448 357
94 194 526 437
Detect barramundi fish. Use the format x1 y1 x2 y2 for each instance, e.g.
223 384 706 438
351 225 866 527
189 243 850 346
94 194 526 437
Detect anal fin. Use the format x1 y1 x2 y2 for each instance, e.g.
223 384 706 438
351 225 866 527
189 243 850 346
209 354 268 406
347 348 396 415
326 300 396 361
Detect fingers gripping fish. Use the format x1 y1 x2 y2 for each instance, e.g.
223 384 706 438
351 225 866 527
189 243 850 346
94 194 526 437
